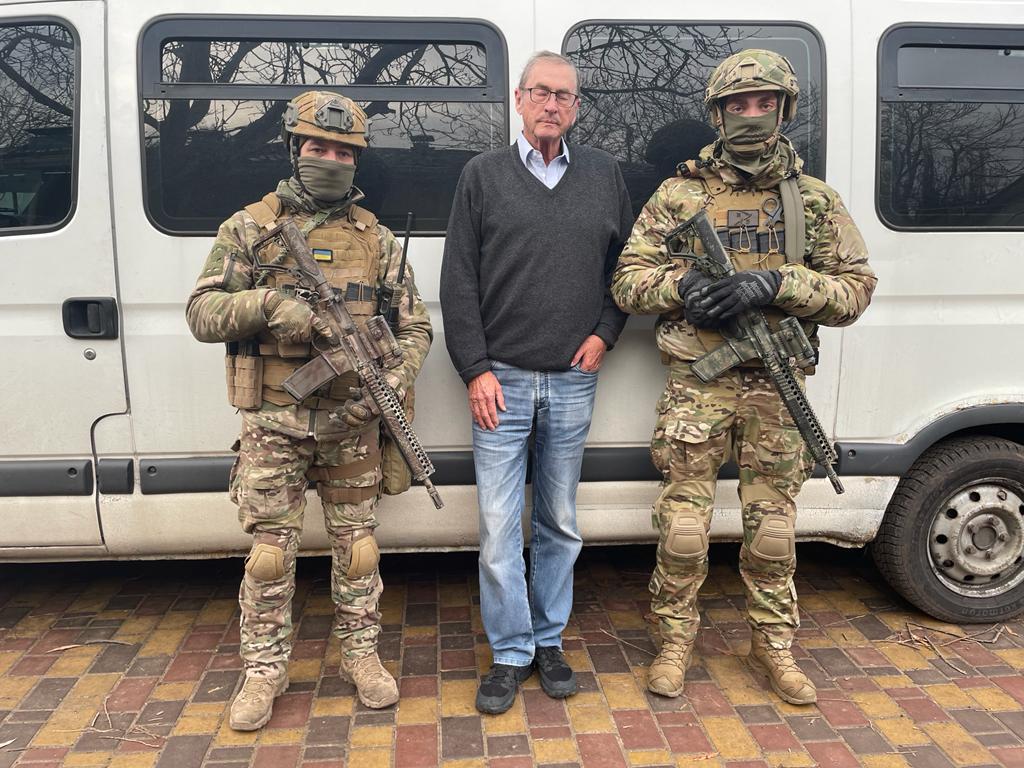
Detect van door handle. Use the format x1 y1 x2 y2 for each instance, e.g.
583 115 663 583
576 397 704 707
62 297 119 339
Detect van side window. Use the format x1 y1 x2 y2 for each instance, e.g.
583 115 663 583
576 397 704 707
879 27 1024 230
0 22 76 233
564 23 825 215
139 19 507 236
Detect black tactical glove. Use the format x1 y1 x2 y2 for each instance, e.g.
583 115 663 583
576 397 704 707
677 270 719 329
696 269 783 322
264 292 333 345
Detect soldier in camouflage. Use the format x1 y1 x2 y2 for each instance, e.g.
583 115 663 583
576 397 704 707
612 50 876 705
186 90 432 729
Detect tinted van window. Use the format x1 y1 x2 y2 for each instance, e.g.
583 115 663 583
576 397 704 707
564 23 824 216
140 19 507 235
0 22 76 232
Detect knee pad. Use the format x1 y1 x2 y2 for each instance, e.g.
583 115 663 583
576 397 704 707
347 529 380 579
663 513 708 559
749 514 795 562
245 541 285 581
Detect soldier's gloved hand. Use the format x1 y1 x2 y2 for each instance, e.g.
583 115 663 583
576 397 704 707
696 269 783 321
677 270 720 329
330 385 384 430
264 292 333 345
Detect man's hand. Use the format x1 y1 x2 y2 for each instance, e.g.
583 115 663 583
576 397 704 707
264 292 333 345
331 385 380 430
696 269 782 322
571 334 606 373
678 270 720 329
468 371 506 431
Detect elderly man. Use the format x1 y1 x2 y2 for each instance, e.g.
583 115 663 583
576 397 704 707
440 51 633 714
186 90 432 728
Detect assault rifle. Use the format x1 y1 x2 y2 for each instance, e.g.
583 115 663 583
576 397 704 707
253 218 443 509
667 209 844 494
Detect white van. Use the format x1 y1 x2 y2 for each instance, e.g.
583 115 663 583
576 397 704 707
2 0 1023 624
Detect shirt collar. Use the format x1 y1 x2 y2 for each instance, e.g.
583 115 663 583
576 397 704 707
517 132 570 166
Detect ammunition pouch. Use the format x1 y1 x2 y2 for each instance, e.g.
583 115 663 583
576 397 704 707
225 341 264 410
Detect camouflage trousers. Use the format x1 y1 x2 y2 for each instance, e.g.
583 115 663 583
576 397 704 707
230 411 384 678
649 364 814 650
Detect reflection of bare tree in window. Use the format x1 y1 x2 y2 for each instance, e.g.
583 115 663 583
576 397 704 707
882 102 1024 223
0 25 74 150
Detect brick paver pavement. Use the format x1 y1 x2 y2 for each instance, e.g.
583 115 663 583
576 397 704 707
1 544 1023 767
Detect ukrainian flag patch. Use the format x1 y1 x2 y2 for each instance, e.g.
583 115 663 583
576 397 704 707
312 248 333 262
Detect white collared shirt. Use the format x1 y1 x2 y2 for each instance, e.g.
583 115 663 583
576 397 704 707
516 132 570 189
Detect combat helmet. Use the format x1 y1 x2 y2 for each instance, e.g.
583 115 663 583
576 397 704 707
281 90 369 166
704 49 799 128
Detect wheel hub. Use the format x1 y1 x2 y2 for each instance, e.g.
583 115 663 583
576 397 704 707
930 483 1024 589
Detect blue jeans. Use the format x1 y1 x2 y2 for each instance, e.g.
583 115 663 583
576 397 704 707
473 360 598 666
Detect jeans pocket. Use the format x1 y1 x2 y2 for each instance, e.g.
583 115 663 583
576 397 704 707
571 361 599 376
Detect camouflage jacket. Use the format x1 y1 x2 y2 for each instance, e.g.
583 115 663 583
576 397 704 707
611 156 876 365
186 182 433 439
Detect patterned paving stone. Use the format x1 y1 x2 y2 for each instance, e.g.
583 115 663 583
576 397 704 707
0 545 1021 767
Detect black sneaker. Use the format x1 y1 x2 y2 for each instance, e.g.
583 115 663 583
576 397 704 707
536 646 577 698
475 663 533 714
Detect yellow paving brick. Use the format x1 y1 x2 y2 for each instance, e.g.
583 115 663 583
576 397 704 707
921 721 991 766
860 755 911 768
196 599 236 625
0 650 21 676
996 648 1024 669
313 697 354 717
348 748 392 768
795 637 835 649
172 714 221 735
442 760 486 768
705 656 770 706
31 708 96 747
115 616 159 637
568 703 613 732
156 613 195 630
261 728 304 744
15 615 55 633
380 606 403 624
629 749 673 766
706 608 742 623
609 610 648 629
564 649 592 671
182 702 225 717
851 691 904 719
796 594 831 611
440 585 469 606
49 648 102 677
150 682 195 701
967 686 1023 711
877 643 931 670
872 674 914 689
213 720 258 746
138 628 187 657
405 626 437 639
63 752 113 767
535 738 578 763
702 716 760 760
874 716 931 747
287 658 322 682
825 627 868 647
0 676 35 708
568 691 605 709
924 683 974 709
398 696 438 725
108 754 159 768
66 673 121 704
765 751 815 767
823 592 870 615
599 673 647 709
441 679 478 717
350 725 393 748
675 756 723 768
481 702 525 735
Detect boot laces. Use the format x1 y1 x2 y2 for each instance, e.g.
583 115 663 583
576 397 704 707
349 653 390 683
657 643 690 665
763 646 803 676
237 677 277 704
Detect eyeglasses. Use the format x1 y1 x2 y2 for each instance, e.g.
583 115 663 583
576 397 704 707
523 86 579 107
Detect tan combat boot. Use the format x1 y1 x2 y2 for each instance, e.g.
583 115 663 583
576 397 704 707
229 673 289 731
646 642 694 698
340 651 399 709
748 633 816 705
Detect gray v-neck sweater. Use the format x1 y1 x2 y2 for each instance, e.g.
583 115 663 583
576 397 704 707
440 143 633 383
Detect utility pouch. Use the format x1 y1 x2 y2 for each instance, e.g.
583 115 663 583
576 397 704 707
381 386 415 495
225 342 263 410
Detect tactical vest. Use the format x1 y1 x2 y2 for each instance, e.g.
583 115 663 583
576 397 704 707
665 165 818 372
237 193 382 410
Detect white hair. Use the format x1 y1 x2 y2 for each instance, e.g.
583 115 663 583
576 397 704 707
518 51 578 90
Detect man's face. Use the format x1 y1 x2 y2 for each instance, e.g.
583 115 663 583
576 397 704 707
722 91 779 118
299 137 356 164
514 60 579 145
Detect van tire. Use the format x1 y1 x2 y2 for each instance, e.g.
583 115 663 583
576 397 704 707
872 436 1024 623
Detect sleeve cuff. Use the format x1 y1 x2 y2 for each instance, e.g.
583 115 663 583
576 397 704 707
459 359 492 385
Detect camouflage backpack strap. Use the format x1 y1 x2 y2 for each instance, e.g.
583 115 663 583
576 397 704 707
348 203 378 232
779 177 806 265
243 193 282 232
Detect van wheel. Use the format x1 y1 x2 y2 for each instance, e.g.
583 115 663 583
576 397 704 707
872 436 1024 623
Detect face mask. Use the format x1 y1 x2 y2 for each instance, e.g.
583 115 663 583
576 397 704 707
296 157 356 203
720 110 779 157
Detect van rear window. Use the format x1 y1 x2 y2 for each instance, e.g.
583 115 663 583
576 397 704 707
139 18 508 235
879 27 1024 230
0 22 76 232
564 23 825 216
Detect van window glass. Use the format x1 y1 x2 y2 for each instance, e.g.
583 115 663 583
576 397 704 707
564 23 824 216
879 29 1024 229
0 22 75 231
140 20 507 235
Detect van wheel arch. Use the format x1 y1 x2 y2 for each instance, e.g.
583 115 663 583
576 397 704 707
872 435 1024 623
